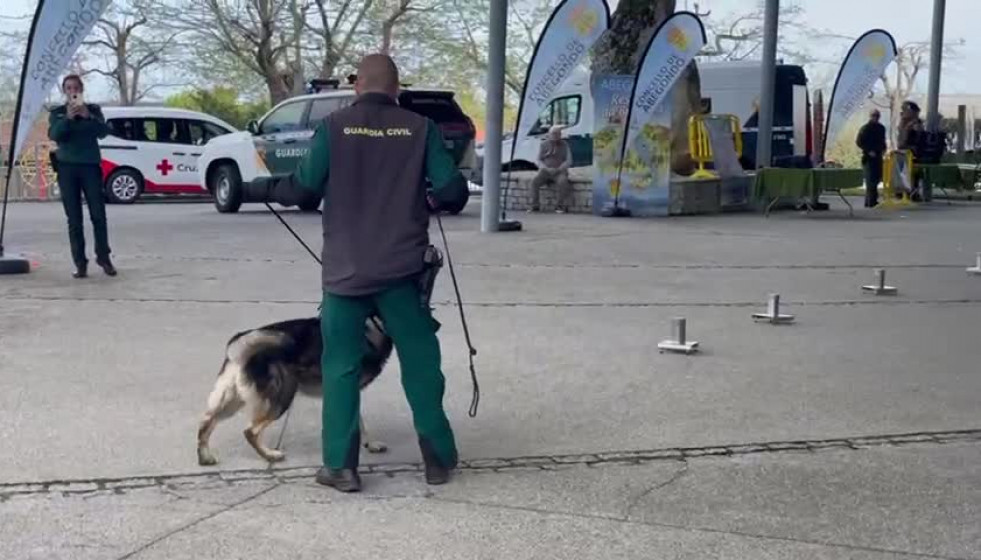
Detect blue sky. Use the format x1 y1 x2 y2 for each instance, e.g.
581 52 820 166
3 0 979 97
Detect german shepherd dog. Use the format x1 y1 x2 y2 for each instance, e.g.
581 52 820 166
196 316 394 466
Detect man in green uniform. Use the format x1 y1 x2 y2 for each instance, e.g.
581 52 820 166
247 54 469 493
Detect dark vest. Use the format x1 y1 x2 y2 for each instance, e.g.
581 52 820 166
321 93 431 296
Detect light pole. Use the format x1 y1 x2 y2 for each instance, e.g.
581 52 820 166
480 0 508 233
755 0 779 169
925 0 946 132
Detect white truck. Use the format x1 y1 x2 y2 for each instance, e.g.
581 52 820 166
472 60 813 184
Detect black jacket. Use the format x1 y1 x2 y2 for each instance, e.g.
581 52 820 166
855 121 887 163
257 92 469 296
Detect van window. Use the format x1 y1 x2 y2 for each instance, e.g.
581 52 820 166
139 118 183 143
187 119 230 145
260 101 308 134
531 95 582 134
107 118 137 140
308 96 352 124
398 93 467 123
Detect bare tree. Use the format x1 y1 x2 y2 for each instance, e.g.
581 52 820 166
871 40 962 146
591 0 703 175
697 1 814 64
303 0 376 80
424 0 552 98
168 0 299 104
82 0 181 105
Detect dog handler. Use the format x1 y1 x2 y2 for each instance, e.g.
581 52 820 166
247 54 469 493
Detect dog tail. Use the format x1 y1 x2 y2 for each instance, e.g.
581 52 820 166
226 330 290 365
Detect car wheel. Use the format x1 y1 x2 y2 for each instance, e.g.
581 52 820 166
104 168 144 204
211 163 243 214
297 195 322 212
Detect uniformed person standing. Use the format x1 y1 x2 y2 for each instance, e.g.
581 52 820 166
247 54 469 493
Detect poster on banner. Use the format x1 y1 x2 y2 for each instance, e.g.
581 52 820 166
7 0 110 170
621 11 707 155
591 75 672 217
822 29 898 160
513 0 611 144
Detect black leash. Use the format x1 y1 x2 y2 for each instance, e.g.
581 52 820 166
435 212 480 418
265 201 479 452
263 202 310 452
265 202 322 264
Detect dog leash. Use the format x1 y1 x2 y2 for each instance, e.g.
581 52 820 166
434 212 480 418
265 202 322 265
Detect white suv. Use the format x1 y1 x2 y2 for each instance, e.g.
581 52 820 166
99 106 236 203
198 81 478 213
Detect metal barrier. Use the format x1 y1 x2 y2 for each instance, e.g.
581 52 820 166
688 113 742 180
0 143 60 202
880 149 913 208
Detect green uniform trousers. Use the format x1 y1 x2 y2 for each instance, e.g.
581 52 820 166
57 163 111 267
321 280 458 470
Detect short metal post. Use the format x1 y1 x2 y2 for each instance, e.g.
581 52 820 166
967 253 981 275
673 317 687 345
658 317 699 354
862 269 898 295
753 293 795 324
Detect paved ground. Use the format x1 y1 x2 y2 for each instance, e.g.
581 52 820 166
1 196 980 559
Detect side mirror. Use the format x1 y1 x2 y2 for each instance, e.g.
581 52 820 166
247 120 259 135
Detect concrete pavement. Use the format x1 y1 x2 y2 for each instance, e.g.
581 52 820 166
1 197 980 559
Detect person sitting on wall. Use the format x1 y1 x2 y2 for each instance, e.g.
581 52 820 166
530 125 573 214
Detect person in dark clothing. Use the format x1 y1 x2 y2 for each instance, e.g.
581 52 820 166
247 54 470 493
855 109 887 208
48 74 116 278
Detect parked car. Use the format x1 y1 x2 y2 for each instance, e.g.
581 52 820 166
98 106 237 204
197 79 478 214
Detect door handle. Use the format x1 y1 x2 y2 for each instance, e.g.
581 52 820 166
283 139 297 144
172 151 186 156
190 153 201 157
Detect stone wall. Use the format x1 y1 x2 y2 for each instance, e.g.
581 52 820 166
497 168 753 216
501 168 594 214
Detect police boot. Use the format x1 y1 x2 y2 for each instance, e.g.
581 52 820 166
314 467 362 493
315 433 362 492
420 437 457 485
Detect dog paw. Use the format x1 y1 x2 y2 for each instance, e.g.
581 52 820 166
364 441 388 454
264 449 286 463
198 448 218 466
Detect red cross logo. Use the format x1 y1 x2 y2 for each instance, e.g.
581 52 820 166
157 158 174 176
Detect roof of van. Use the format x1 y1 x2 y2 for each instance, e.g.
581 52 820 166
101 105 226 119
697 60 802 70
99 105 238 129
285 85 457 103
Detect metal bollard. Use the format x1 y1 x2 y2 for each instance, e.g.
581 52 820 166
658 317 699 355
967 253 981 276
752 293 795 324
862 269 898 295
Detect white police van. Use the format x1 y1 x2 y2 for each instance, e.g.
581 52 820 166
198 78 478 214
99 107 237 203
474 61 813 183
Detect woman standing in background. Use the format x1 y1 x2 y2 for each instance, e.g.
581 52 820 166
48 74 117 279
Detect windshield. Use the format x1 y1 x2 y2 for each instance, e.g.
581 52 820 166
399 93 466 123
